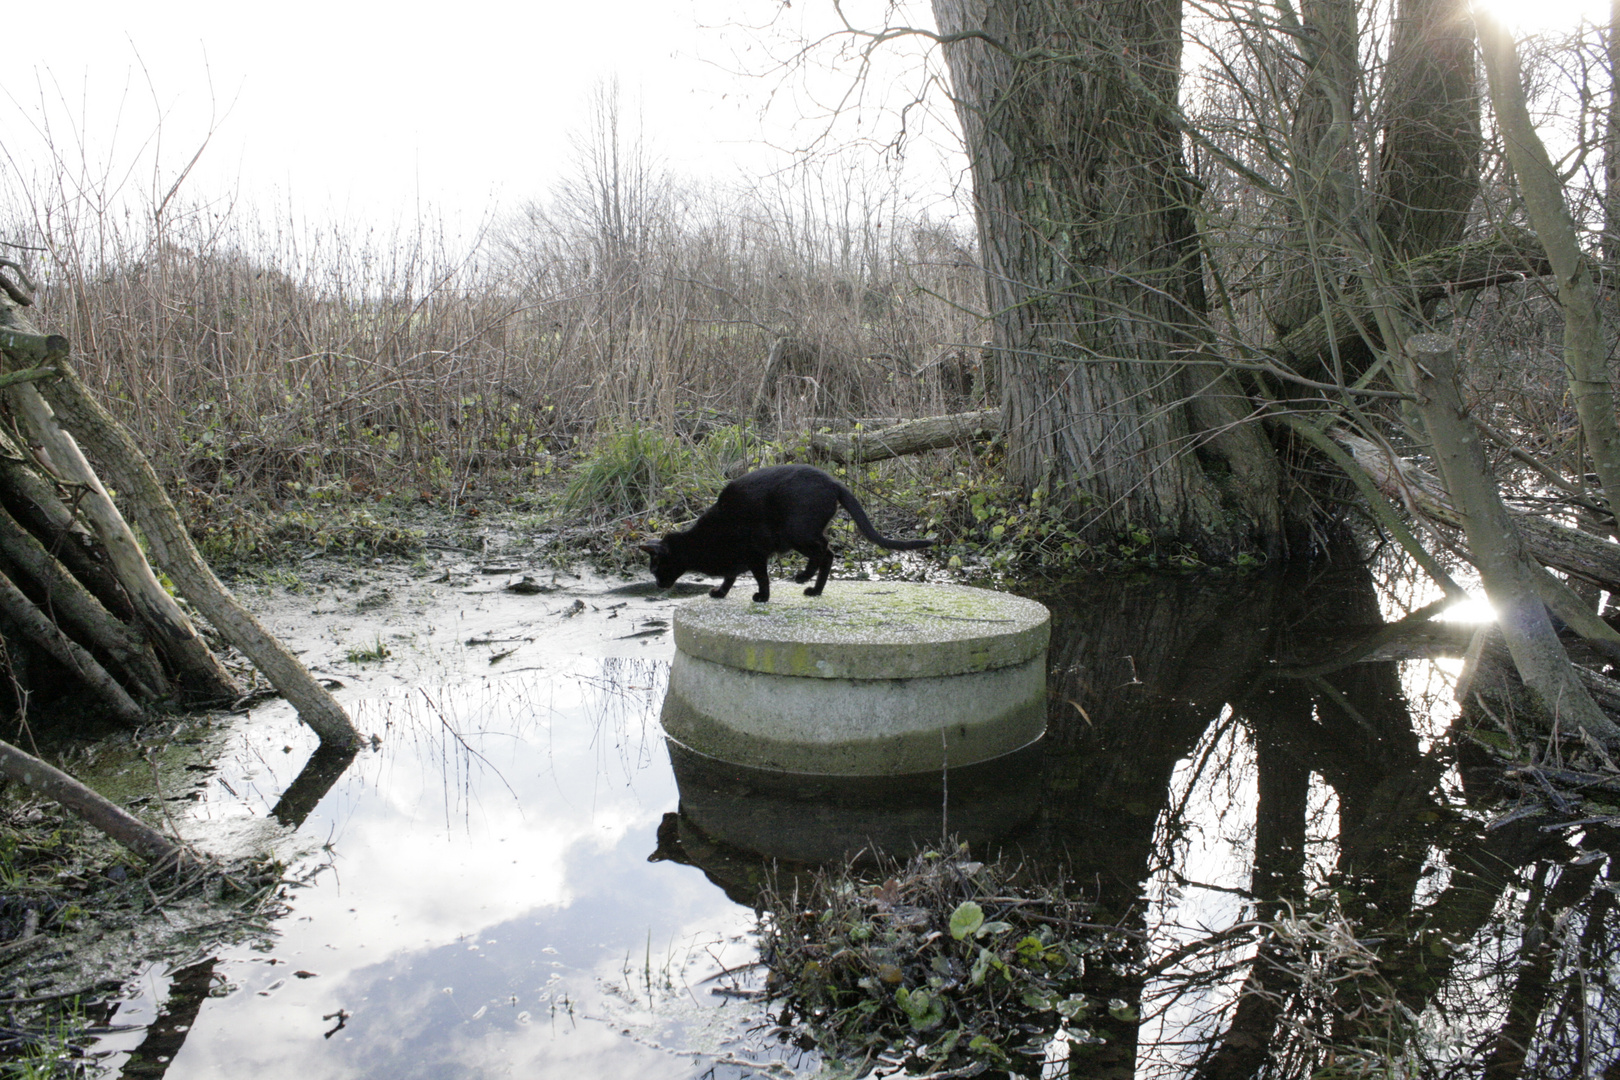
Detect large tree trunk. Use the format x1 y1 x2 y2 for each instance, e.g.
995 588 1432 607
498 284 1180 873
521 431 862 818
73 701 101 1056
1377 0 1481 260
1263 0 1480 376
932 0 1280 556
1606 0 1620 264
1263 0 1360 346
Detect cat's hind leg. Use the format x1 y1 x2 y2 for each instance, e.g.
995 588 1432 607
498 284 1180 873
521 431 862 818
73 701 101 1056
749 559 772 602
800 540 834 596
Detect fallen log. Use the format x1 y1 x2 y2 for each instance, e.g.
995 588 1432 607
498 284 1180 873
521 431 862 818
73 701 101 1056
810 409 1000 464
0 737 190 869
810 417 907 432
1335 430 1620 593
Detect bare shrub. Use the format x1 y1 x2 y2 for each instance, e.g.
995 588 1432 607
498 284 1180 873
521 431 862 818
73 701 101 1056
2 101 985 512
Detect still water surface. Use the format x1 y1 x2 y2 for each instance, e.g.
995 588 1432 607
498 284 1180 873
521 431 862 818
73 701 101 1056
91 561 1620 1077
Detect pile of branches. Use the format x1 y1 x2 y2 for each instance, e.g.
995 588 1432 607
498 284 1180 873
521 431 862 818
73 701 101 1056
0 258 357 877
760 849 1125 1077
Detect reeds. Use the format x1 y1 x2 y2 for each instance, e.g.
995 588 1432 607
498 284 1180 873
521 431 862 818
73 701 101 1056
6 153 985 512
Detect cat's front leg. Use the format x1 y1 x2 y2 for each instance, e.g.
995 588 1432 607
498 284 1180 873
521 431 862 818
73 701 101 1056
710 575 736 598
749 560 771 602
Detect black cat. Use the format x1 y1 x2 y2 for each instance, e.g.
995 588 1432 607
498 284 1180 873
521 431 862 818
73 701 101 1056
639 464 932 602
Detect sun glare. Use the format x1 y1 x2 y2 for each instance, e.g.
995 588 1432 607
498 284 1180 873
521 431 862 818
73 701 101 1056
1437 595 1498 623
1473 0 1610 32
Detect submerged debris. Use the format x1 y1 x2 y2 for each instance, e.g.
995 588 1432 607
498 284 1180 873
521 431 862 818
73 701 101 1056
760 848 1119 1077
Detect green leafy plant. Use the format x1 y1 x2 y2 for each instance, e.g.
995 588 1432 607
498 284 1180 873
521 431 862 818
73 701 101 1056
761 847 1114 1075
561 427 715 522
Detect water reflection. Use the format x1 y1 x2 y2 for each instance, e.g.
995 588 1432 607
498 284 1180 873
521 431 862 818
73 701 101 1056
96 557 1620 1078
1021 561 1619 1077
102 658 780 1080
662 738 1042 866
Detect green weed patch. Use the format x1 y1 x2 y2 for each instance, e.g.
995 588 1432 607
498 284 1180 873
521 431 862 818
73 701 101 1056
760 849 1116 1076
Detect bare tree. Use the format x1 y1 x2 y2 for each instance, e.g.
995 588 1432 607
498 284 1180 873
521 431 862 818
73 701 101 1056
931 0 1282 557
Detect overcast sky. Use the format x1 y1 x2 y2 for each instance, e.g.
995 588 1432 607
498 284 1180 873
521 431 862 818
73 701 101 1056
0 0 1607 244
0 0 966 241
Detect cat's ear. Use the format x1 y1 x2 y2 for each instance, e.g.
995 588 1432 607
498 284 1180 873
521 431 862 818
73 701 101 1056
638 541 665 556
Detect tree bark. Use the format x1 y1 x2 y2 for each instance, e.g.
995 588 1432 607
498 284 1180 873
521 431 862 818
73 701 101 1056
1377 0 1481 260
1404 334 1620 743
932 0 1279 555
1263 0 1360 344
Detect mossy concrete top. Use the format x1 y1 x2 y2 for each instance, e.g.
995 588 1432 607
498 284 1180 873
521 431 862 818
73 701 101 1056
672 580 1050 679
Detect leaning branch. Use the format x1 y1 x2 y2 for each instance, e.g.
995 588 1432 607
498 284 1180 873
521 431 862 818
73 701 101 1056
0 738 190 869
1478 11 1620 530
1403 334 1620 744
1274 227 1553 364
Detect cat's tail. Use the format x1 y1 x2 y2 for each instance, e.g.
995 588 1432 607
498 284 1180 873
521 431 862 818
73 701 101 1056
835 484 933 550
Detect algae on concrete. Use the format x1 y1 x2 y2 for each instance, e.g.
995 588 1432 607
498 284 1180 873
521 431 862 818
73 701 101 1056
672 581 1049 679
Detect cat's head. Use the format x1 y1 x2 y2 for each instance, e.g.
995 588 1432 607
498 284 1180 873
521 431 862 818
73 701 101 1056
638 538 683 589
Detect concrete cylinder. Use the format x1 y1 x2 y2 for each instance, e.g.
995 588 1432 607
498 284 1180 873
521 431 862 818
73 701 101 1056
660 581 1050 775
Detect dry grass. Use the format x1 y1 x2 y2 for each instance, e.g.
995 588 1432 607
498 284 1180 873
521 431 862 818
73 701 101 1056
6 164 986 519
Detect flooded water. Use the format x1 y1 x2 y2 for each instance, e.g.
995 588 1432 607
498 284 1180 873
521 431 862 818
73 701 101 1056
86 559 1620 1078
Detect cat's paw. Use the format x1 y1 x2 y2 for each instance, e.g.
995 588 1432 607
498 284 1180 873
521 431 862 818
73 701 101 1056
793 570 813 583
803 585 823 596
751 591 769 602
709 587 730 598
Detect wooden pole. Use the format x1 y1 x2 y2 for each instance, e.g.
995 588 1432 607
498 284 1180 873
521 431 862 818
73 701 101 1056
35 359 360 747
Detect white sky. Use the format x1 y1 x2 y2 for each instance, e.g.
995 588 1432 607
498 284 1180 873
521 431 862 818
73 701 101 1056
0 0 1608 244
0 0 967 240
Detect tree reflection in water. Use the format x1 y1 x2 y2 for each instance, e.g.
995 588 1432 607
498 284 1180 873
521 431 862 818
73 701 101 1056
1027 557 1620 1078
